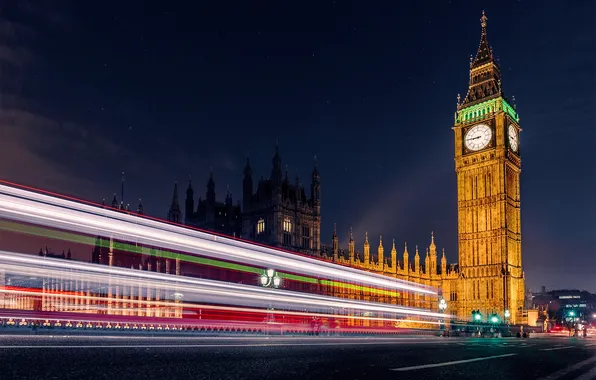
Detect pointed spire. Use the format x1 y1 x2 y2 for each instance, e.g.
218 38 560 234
244 156 253 177
121 171 125 207
349 226 354 242
111 193 118 208
460 11 503 108
333 222 337 237
415 245 420 257
137 198 144 214
364 231 369 245
471 10 493 69
392 238 396 250
430 231 436 251
379 234 383 247
442 248 446 258
171 182 179 206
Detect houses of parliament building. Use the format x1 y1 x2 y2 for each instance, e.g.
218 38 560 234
168 12 526 325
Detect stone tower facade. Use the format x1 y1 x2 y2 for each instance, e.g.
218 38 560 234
241 145 321 256
453 11 524 324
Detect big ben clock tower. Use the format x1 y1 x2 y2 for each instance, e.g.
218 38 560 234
453 11 525 324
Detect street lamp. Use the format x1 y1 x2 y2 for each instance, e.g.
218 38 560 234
439 298 448 313
260 269 281 289
504 309 511 319
260 269 282 333
438 298 448 336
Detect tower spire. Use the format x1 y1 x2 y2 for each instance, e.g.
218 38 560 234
460 11 503 108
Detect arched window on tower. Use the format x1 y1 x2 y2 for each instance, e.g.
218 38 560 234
283 217 292 246
257 218 265 235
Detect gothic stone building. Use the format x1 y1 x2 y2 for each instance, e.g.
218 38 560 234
167 175 242 237
241 146 321 256
318 230 458 313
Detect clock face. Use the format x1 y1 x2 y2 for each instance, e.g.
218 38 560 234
464 124 492 151
508 124 518 152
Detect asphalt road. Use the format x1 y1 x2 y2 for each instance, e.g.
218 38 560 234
0 335 594 380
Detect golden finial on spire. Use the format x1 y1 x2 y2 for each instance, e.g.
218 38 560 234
365 231 369 244
480 10 487 28
392 238 396 249
442 248 446 258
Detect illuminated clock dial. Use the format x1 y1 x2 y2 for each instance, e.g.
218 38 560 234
464 124 492 151
508 124 518 152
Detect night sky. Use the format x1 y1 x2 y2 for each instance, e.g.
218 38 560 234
0 1 594 292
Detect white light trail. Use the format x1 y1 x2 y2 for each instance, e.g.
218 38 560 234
0 184 437 295
0 251 451 319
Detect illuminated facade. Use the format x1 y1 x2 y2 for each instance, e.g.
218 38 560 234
320 230 458 313
453 11 524 324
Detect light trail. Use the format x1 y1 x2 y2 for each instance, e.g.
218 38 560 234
0 183 436 295
0 251 452 320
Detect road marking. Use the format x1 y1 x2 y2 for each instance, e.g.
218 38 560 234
0 340 450 349
539 346 574 351
585 343 596 347
389 353 517 371
536 355 596 380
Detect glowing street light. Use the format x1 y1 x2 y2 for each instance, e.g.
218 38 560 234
504 309 511 319
260 268 282 289
439 298 447 313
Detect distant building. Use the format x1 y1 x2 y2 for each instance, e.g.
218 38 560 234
531 288 596 322
241 145 321 256
38 247 73 260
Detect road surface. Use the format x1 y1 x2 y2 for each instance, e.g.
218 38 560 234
0 335 594 379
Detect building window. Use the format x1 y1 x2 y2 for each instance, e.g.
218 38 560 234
302 225 310 249
283 217 292 233
257 218 265 235
283 232 292 246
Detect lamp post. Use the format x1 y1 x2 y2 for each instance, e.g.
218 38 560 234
260 268 281 289
439 298 447 336
504 309 511 335
260 269 281 335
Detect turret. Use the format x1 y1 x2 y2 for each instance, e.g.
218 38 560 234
243 157 253 211
425 248 430 275
403 243 409 272
185 178 194 224
377 235 384 269
348 227 355 264
271 144 283 188
310 155 321 215
167 182 181 223
137 198 144 215
363 232 370 265
206 172 215 225
332 223 338 261
207 171 215 205
441 248 447 275
429 231 437 275
391 239 397 270
414 245 420 273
